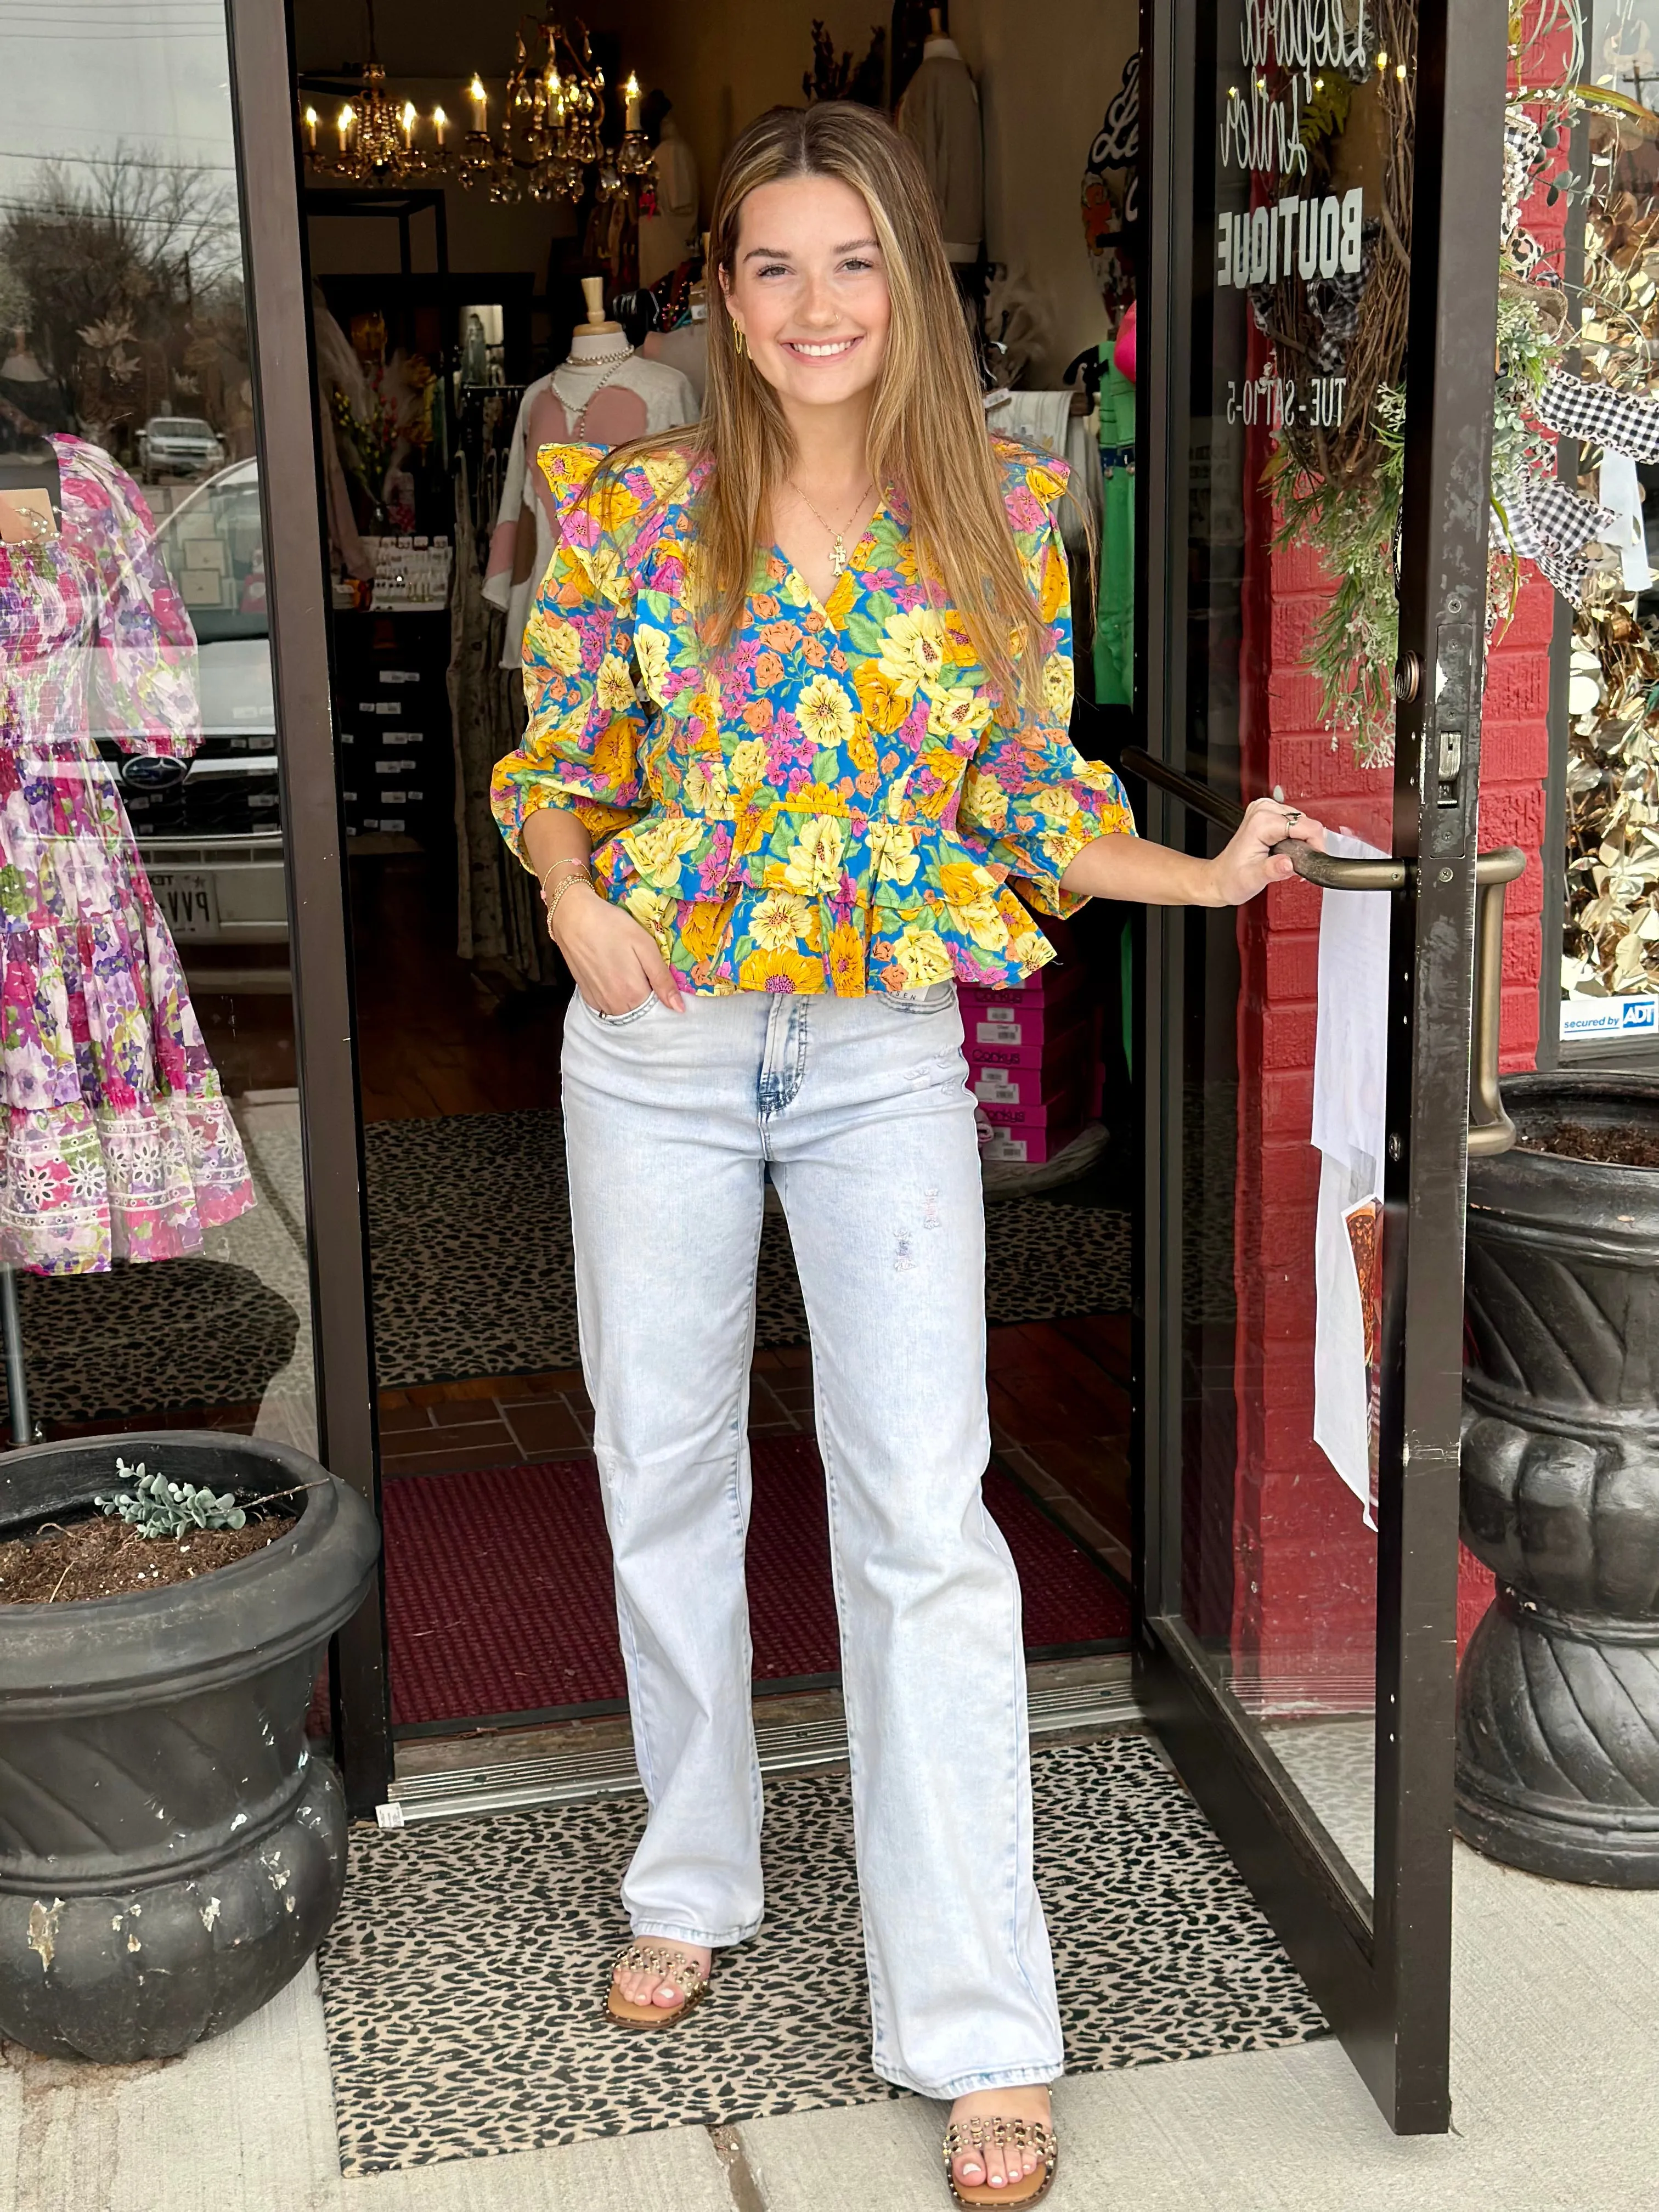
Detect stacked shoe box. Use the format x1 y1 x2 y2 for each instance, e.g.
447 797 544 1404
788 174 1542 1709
334 609 452 846
961 957 1094 1167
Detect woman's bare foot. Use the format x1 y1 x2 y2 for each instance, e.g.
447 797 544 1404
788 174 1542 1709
947 2084 1053 2194
612 1938 712 2016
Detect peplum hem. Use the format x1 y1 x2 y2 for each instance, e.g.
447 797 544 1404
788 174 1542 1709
611 878 1060 997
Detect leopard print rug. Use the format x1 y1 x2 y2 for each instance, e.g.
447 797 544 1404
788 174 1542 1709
317 1734 1327 2176
363 1108 1131 1391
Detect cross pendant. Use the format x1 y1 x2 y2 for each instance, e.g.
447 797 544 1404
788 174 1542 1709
830 536 847 577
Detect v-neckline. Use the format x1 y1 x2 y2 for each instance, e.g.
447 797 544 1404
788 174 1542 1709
769 491 889 627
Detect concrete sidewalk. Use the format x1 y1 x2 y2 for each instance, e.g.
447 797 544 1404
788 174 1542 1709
4 1836 1656 2212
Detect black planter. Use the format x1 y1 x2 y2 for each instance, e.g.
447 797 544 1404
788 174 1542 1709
0 1432 379 2059
1460 1072 1659 1885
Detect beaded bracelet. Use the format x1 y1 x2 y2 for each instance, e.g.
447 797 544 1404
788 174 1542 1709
544 867 596 939
538 855 591 905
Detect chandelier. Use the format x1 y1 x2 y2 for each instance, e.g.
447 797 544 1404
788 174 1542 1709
302 1 451 188
299 8 654 208
458 13 656 205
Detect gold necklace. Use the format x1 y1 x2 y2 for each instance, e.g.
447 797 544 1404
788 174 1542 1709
787 476 877 578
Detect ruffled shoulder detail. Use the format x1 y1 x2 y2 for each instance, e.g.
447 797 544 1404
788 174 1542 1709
536 439 703 586
989 434 1070 531
536 439 609 529
537 439 700 530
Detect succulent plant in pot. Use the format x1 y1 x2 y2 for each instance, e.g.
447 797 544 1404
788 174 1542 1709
0 1432 379 2061
1459 1071 1659 1885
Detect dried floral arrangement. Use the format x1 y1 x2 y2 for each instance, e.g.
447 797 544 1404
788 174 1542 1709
1559 36 1659 1008
1251 2 1583 766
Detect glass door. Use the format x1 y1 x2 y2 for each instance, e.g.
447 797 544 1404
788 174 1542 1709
1133 0 1508 2132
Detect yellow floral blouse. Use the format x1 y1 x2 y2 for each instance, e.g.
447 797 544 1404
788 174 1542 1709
490 435 1136 995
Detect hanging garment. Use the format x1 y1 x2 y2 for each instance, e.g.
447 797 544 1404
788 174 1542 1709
311 287 373 582
1093 355 1136 707
0 435 253 1273
980 391 1101 553
640 322 708 407
896 36 984 266
1311 830 1391 1522
447 456 563 989
482 356 697 668
638 114 699 291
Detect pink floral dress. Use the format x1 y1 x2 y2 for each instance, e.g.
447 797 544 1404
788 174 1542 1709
0 435 253 1272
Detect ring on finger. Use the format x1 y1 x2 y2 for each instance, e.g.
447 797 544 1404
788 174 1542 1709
1284 807 1302 825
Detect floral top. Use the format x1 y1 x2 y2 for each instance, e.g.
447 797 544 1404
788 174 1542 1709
491 436 1136 994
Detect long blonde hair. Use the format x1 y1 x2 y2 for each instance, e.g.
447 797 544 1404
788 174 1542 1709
611 104 1051 708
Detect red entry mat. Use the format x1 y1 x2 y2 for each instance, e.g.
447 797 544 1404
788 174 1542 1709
383 1434 1129 1729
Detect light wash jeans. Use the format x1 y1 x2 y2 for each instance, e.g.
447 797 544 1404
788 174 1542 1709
560 981 1064 2098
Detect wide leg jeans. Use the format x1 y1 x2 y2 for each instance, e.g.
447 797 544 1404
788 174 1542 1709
560 981 1063 2098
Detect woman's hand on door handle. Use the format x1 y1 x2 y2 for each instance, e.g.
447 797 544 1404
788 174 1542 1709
1208 795 1327 905
1060 797 1327 909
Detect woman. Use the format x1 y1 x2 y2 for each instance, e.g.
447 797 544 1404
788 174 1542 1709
492 101 1322 2209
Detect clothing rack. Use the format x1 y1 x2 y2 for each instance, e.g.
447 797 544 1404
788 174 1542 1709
454 383 528 568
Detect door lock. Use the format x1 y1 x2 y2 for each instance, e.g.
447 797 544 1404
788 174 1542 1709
1437 726 1463 797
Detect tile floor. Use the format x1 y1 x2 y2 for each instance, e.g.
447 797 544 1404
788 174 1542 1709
376 1322 1132 1571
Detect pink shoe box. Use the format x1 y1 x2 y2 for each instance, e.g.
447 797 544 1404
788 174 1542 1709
976 1080 1084 1131
961 960 1087 1013
963 1000 1067 1050
969 1038 1090 1109
980 1119 1084 1167
967 1017 1091 1075
962 967 1087 1049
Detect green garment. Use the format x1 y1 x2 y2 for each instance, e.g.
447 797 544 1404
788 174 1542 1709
1092 355 1136 708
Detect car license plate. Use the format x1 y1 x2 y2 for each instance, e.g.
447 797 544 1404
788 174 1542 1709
150 872 220 939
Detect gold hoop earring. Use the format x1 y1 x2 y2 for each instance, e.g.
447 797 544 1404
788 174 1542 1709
733 324 748 359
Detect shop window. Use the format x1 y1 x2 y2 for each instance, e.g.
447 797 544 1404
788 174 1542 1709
0 1 315 1454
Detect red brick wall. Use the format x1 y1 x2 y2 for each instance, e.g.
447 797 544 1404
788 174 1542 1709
1227 133 1564 1686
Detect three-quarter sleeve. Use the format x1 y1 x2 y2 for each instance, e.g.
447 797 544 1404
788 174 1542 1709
489 443 652 862
956 486 1136 917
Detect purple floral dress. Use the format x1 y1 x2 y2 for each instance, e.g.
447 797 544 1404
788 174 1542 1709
0 436 253 1272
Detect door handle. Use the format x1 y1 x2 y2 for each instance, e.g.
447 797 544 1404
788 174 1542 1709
1120 747 1408 888
1118 747 1525 1155
1466 847 1526 1158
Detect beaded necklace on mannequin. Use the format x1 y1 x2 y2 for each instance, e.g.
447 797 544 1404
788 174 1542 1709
556 277 634 438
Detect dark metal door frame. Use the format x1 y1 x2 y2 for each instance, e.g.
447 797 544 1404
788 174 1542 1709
1133 0 1508 2134
226 0 393 1814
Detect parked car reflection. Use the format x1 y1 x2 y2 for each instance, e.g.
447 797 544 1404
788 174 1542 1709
136 415 228 480
101 458 289 979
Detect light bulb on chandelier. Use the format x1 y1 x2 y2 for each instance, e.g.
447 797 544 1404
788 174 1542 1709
299 5 653 205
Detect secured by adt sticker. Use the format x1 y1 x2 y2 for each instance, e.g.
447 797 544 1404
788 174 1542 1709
1561 995 1659 1038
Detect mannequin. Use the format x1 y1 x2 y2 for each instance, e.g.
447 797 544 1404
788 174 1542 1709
896 7 984 268
483 276 697 665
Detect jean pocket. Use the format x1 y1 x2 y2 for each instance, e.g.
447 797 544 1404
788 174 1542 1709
584 993 657 1027
880 981 957 1016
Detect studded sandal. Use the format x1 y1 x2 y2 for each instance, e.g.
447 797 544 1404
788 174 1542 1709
604 1940 712 2029
941 2115 1058 2207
